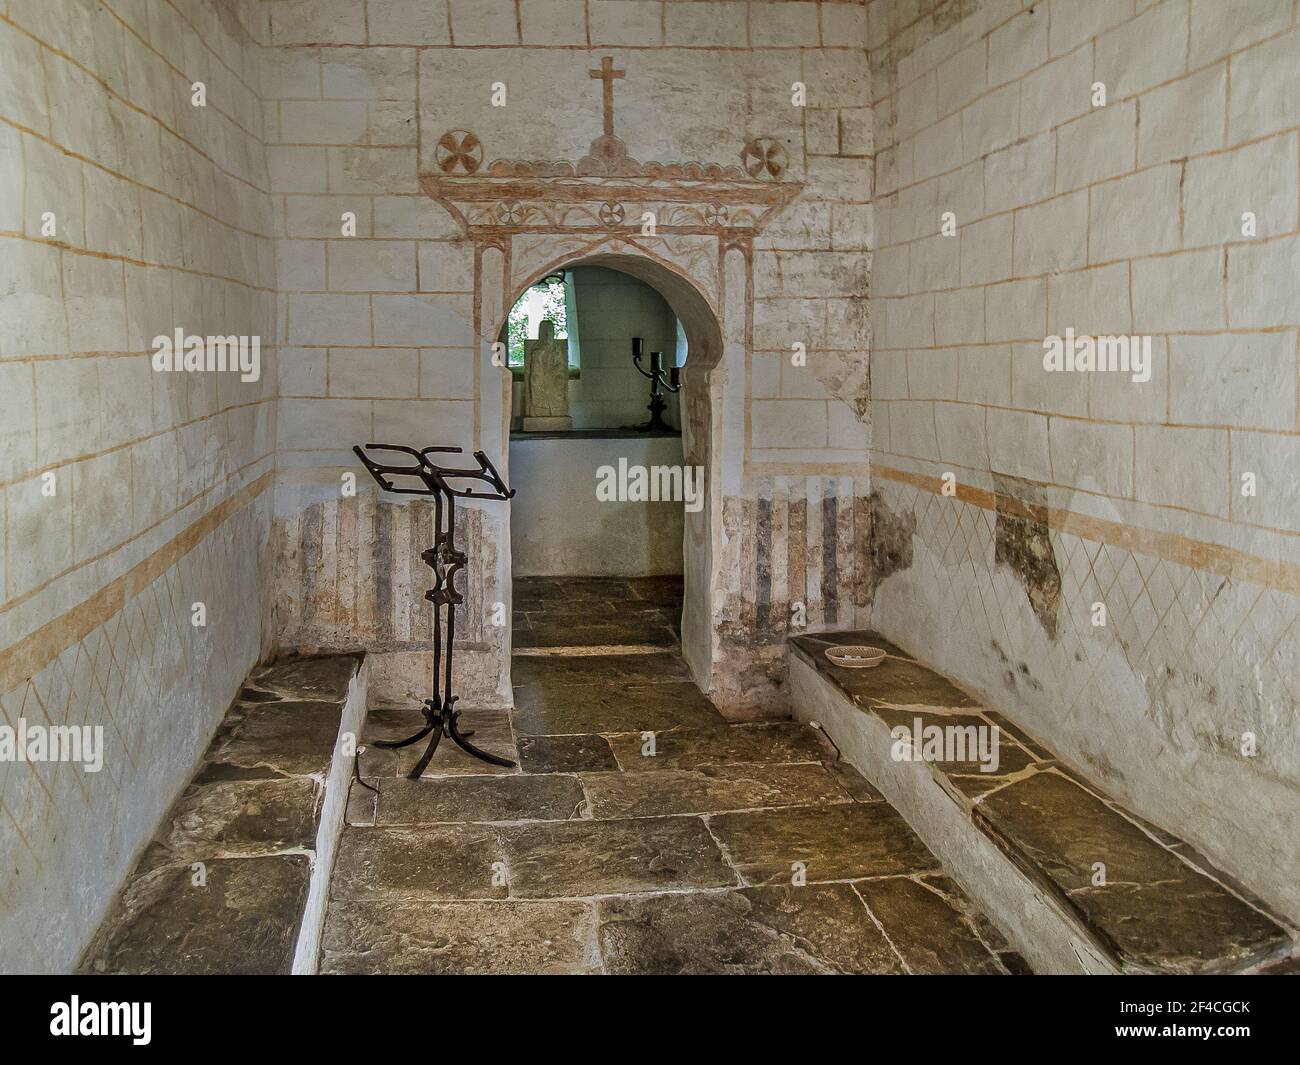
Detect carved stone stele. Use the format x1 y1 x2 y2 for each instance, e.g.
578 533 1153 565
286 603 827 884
522 319 572 431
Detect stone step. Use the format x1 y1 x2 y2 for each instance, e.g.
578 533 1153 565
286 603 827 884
78 654 365 975
789 632 1297 975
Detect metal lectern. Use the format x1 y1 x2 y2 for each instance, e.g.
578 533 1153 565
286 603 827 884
352 442 517 778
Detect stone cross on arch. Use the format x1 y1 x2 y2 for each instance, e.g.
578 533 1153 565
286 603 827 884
589 55 625 137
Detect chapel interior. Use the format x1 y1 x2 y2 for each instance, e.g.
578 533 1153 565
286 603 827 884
1 0 1298 977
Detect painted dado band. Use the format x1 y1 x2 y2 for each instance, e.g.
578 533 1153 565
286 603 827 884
0 473 273 695
871 463 1300 598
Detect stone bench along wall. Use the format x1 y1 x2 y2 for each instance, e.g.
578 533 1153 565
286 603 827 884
789 633 1294 974
79 654 364 975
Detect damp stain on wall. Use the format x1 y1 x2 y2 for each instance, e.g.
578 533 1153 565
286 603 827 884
992 476 1062 640
865 489 916 601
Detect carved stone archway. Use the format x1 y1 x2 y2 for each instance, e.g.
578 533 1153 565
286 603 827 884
418 58 803 703
493 248 725 688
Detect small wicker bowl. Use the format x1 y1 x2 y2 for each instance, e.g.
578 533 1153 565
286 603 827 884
824 644 887 669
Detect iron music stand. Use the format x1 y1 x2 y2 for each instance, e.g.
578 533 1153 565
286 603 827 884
352 442 517 778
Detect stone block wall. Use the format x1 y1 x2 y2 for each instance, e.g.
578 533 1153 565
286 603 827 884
261 14 484 699
866 0 1300 921
0 0 276 971
264 0 876 712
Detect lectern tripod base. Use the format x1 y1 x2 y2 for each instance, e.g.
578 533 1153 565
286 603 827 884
375 697 515 779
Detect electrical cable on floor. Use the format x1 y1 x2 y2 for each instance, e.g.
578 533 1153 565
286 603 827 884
353 745 378 794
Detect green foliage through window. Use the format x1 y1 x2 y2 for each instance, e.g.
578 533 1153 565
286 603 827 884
506 277 568 367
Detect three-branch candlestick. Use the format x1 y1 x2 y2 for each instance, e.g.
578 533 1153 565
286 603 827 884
630 336 681 432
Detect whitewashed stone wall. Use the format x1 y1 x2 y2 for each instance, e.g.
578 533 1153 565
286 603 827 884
0 0 276 972
866 0 1300 921
264 0 876 712
510 435 687 577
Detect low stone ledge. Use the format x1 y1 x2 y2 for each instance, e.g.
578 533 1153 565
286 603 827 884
789 632 1295 975
78 654 363 975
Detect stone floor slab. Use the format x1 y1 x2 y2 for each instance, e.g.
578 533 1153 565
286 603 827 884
605 721 824 770
500 816 737 897
708 803 940 885
513 577 682 649
625 575 685 606
511 651 691 688
514 597 618 617
330 825 509 901
81 856 310 975
823 759 886 802
371 773 586 824
358 707 518 778
855 876 1008 974
517 575 680 603
321 900 599 974
580 763 852 818
517 733 620 773
515 617 677 649
597 884 906 974
512 679 722 735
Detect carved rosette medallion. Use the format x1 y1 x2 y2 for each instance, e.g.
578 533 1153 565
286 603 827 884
740 137 787 180
434 129 483 174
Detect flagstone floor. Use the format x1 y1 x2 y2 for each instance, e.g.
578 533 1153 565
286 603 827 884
321 577 1027 974
512 575 681 648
